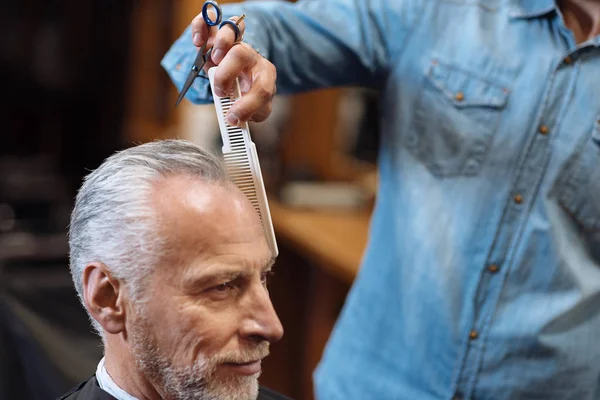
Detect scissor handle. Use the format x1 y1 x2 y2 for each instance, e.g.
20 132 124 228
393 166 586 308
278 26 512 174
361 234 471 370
219 20 243 43
202 0 222 27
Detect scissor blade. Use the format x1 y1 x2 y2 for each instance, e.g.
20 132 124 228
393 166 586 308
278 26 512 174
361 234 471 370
175 45 210 107
175 70 199 107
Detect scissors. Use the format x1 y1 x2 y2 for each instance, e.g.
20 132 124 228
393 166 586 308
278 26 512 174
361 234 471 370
175 0 245 107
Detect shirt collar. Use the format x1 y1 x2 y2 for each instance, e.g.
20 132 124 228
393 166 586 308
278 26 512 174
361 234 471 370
508 0 557 19
96 357 140 400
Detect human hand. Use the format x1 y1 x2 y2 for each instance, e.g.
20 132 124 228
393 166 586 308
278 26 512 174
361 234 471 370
191 10 276 126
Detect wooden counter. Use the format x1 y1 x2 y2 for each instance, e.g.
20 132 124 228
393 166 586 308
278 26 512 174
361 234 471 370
268 199 372 285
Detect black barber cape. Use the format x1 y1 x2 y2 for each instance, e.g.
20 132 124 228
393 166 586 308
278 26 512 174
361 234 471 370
59 375 293 400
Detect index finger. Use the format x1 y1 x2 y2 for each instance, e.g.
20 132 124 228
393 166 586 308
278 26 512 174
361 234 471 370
191 9 218 47
227 69 276 126
211 16 247 64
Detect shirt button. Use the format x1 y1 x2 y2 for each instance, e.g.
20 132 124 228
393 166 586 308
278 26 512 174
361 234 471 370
514 194 523 204
175 64 182 70
539 125 549 135
469 330 479 340
488 264 499 273
455 92 465 101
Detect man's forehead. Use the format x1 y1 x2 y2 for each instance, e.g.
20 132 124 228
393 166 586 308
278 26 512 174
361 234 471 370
151 174 258 225
152 174 228 208
149 174 269 268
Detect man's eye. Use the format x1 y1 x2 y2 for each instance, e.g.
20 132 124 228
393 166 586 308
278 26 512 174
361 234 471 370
212 281 236 293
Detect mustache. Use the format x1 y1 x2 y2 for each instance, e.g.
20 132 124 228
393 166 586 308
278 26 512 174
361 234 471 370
211 341 270 364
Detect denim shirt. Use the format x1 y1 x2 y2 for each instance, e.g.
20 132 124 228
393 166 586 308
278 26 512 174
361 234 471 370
161 0 600 399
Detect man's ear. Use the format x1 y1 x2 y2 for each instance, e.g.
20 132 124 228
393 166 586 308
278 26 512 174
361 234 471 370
82 262 126 335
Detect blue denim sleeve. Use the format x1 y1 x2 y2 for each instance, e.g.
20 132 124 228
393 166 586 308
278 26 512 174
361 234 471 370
161 0 421 105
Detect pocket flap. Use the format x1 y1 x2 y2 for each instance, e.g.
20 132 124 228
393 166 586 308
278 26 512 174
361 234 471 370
426 59 509 109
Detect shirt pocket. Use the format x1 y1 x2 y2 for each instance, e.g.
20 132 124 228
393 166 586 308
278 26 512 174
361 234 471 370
555 118 600 233
406 54 511 178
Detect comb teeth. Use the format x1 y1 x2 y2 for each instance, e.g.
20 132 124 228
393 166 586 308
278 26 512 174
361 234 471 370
219 97 246 150
219 96 261 218
208 67 278 257
219 96 257 207
223 150 263 220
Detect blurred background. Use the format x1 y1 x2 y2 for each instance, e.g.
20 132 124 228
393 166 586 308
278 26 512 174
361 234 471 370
0 0 380 399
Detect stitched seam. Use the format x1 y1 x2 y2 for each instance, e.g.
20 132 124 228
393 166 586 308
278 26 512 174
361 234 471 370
448 52 560 398
467 59 581 396
425 63 508 108
384 0 432 90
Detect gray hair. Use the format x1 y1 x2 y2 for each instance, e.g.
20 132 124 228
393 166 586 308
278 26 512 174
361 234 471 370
68 139 229 336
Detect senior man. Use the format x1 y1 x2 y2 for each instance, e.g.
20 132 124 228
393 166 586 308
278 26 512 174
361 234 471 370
59 139 288 400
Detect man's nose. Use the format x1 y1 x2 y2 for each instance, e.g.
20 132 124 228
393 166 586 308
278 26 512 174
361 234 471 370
240 284 284 343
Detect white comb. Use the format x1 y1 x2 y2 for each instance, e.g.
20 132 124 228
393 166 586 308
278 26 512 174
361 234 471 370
207 67 278 258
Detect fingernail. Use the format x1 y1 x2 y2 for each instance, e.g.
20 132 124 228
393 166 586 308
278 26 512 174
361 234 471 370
214 86 226 97
193 32 201 45
211 49 223 63
227 112 239 126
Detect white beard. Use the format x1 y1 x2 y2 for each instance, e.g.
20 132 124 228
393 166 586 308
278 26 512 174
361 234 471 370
129 313 264 400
